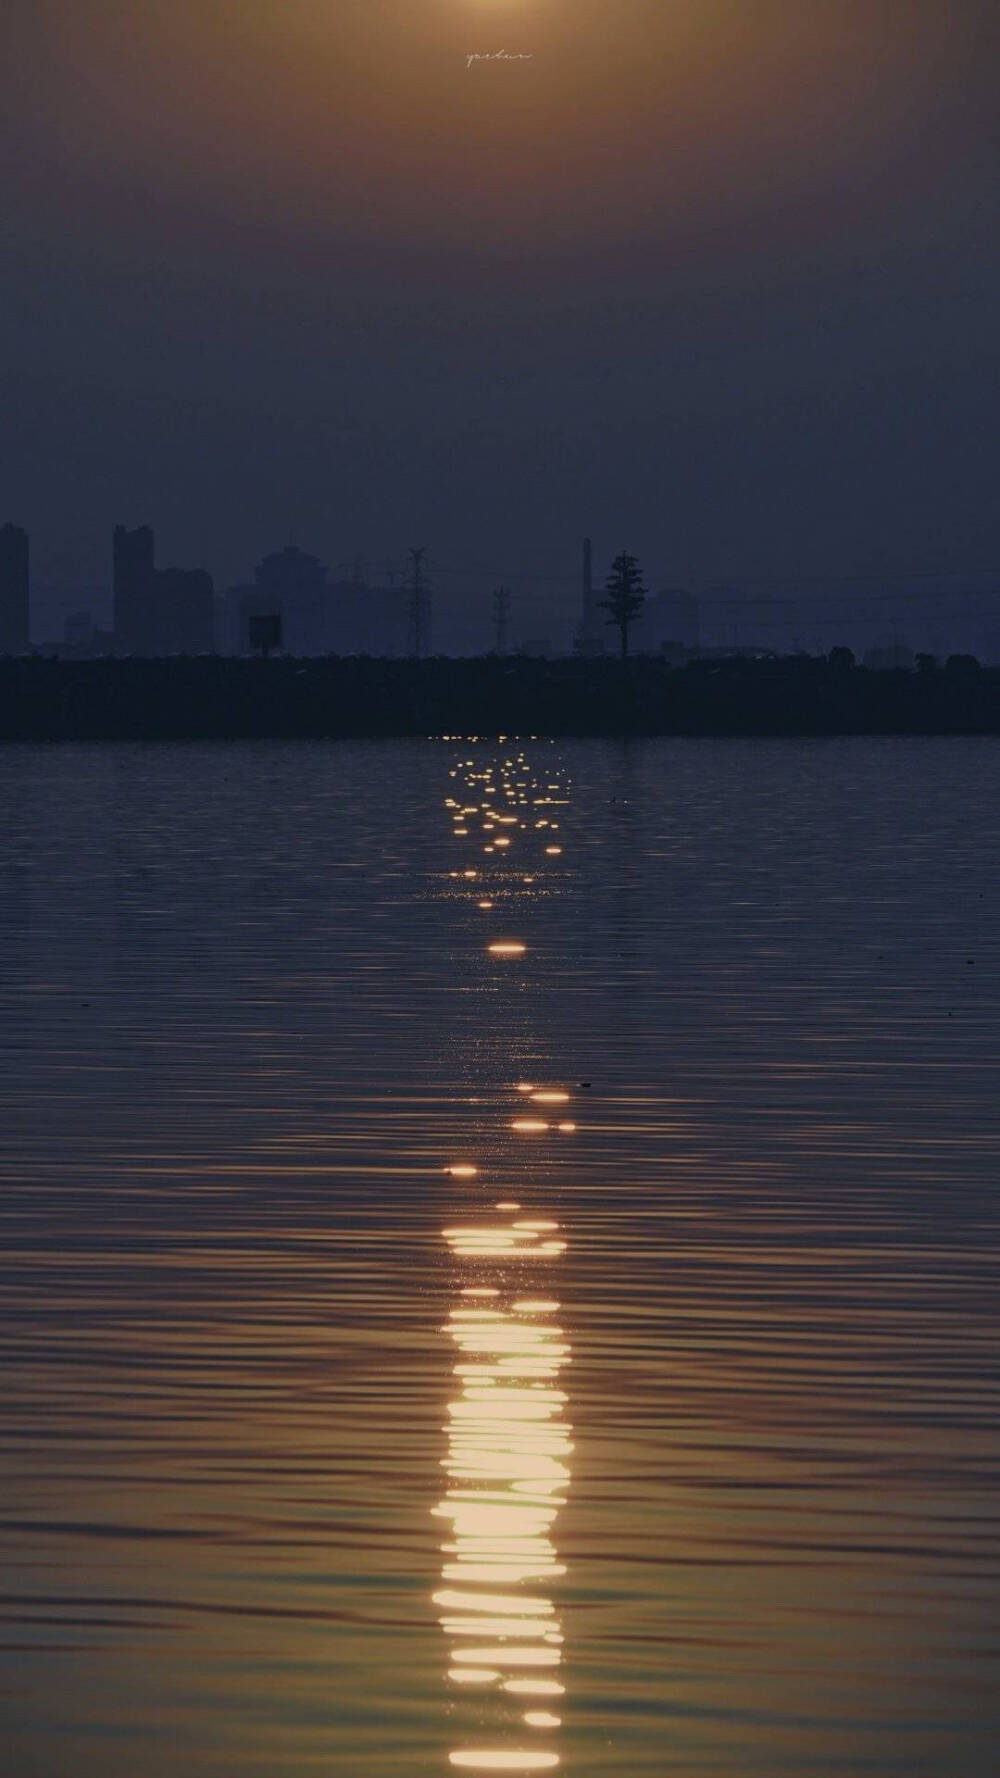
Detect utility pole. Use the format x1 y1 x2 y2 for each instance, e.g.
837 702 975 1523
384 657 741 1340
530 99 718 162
407 547 431 658
492 584 511 654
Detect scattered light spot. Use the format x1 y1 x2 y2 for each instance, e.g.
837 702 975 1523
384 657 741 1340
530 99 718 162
448 1165 479 1179
531 1091 569 1105
489 942 526 956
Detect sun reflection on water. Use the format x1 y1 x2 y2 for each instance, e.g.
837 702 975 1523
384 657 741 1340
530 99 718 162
435 1212 572 1774
435 745 574 1773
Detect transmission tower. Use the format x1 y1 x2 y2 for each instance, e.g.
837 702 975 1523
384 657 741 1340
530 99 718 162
492 584 511 654
407 547 432 658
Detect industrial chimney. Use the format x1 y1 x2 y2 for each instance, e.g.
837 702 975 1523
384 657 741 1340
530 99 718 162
574 535 604 655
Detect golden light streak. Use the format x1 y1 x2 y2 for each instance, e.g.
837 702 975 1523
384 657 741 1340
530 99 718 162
449 1756 559 1772
504 1679 565 1697
436 1203 572 1776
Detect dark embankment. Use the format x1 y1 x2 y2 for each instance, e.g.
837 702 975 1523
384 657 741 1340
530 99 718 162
1 653 997 741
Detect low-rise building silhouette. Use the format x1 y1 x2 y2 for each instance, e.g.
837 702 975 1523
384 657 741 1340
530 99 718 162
631 586 700 655
327 578 408 656
54 610 116 658
65 610 96 651
151 568 214 654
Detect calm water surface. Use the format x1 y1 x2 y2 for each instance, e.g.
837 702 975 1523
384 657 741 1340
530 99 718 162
0 738 998 1776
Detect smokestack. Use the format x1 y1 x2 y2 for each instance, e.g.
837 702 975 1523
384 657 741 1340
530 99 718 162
582 537 593 637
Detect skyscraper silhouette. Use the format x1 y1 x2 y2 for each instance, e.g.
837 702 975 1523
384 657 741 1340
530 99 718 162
0 524 30 654
247 545 327 654
113 525 155 652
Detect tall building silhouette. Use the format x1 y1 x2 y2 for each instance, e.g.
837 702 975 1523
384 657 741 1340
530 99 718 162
223 546 408 655
113 526 214 654
113 524 155 652
252 545 327 655
0 524 30 654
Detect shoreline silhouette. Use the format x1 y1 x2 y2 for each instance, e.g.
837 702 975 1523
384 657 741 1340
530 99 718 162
0 653 995 741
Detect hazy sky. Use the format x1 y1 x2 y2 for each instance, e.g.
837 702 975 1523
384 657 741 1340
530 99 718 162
2 0 999 643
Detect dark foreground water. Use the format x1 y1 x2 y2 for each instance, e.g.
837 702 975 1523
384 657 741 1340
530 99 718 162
0 738 998 1777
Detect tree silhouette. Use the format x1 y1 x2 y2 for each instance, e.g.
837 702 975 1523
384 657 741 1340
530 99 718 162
598 551 646 658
